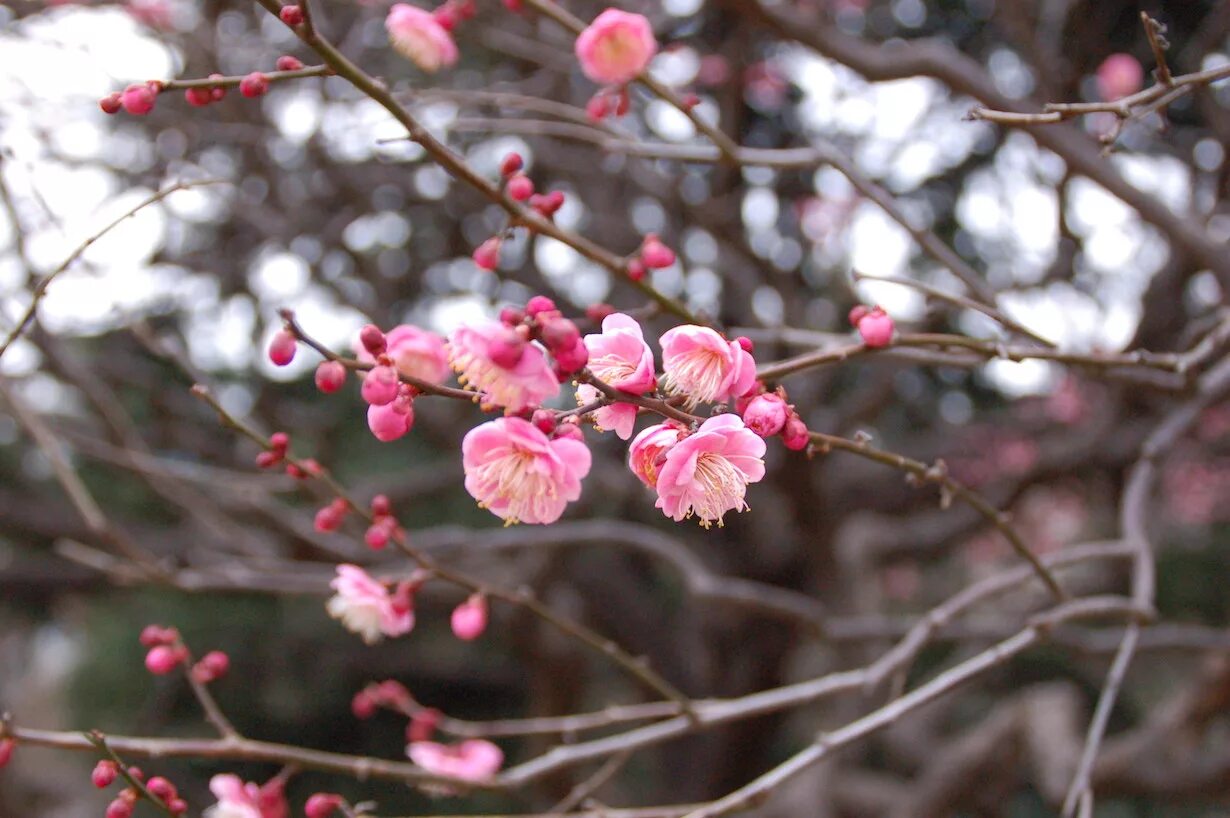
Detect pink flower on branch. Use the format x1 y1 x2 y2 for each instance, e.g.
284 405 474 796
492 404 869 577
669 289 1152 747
659 325 756 407
381 324 451 385
204 775 262 818
584 312 656 394
326 565 414 644
575 383 638 440
653 414 765 527
628 421 687 489
575 8 657 86
462 417 591 524
386 3 459 73
407 739 503 781
449 322 559 413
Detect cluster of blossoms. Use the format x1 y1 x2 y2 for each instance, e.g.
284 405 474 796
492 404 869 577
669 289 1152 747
98 54 305 116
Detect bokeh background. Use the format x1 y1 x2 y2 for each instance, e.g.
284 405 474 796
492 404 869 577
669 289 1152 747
1 0 1229 815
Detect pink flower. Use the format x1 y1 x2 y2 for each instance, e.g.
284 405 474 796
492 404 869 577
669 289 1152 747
741 393 788 437
856 306 894 348
449 322 560 413
584 312 656 393
1096 53 1143 102
575 382 638 440
384 325 451 384
205 775 262 818
407 739 503 781
659 325 756 406
462 417 591 524
653 415 765 527
326 565 414 644
628 421 687 489
575 8 657 86
386 3 459 73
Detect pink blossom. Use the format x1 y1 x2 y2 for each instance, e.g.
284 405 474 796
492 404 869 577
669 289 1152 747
326 565 414 644
584 312 656 394
628 421 687 489
575 8 657 86
856 307 894 348
450 594 488 640
382 325 451 384
741 393 788 437
407 739 503 781
449 322 560 412
653 414 765 527
659 325 756 406
386 3 459 73
575 383 638 440
367 398 415 442
205 775 262 818
462 417 591 524
1096 53 1143 102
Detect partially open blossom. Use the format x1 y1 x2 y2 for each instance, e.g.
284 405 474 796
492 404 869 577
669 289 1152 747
326 565 414 644
660 325 756 406
584 312 656 393
575 383 638 440
358 324 450 385
450 594 488 640
205 775 262 818
368 395 415 442
742 393 788 437
121 83 156 115
1096 53 1144 102
386 3 459 73
449 322 560 412
856 306 894 348
653 414 766 527
628 422 687 488
407 739 503 781
575 8 657 86
462 417 591 524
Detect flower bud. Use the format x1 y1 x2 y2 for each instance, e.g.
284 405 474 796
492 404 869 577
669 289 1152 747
270 432 290 452
472 237 501 271
106 798 134 818
93 760 119 788
856 307 894 348
585 303 615 323
626 258 646 282
359 324 387 355
640 234 676 269
552 337 589 375
498 306 524 326
0 738 14 769
100 93 123 114
361 364 400 406
499 152 523 176
847 304 869 327
506 174 534 201
276 55 305 71
314 360 347 393
742 393 788 437
539 316 580 353
351 690 377 719
305 794 343 818
146 777 177 803
487 329 527 370
314 499 348 533
139 624 177 647
781 414 809 451
531 409 556 434
145 645 186 675
192 650 230 683
239 72 269 98
121 83 156 115
450 594 488 641
407 708 441 743
525 295 556 317
268 330 297 366
184 87 213 107
278 4 303 25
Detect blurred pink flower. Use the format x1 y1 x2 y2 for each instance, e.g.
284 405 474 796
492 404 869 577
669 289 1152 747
449 322 560 412
653 414 765 527
575 8 656 85
660 325 756 406
326 565 414 644
205 776 263 818
407 739 503 781
462 417 591 524
386 3 458 73
1096 53 1143 102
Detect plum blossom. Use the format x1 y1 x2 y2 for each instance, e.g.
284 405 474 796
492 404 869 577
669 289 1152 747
628 421 687 489
659 325 756 406
462 417 591 524
449 322 560 412
204 776 262 818
360 325 449 385
1096 53 1143 102
575 9 657 85
575 383 638 440
326 565 414 644
585 312 656 392
386 4 459 73
653 415 765 527
408 739 503 781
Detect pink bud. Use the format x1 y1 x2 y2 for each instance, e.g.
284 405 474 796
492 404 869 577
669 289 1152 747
276 55 305 71
498 306 524 326
270 432 290 452
407 708 441 743
371 494 392 516
539 317 580 352
525 295 557 317
106 798 134 818
450 594 488 641
506 174 534 201
640 234 676 269
531 409 556 434
314 499 347 533
681 92 700 111
0 739 13 769
351 691 377 719
278 4 303 25
736 335 754 353
1096 53 1144 102
856 307 894 348
553 337 589 375
781 414 809 451
192 650 230 683
305 794 343 818
255 450 281 469
472 237 501 271
168 799 188 816
742 393 788 437
361 364 400 406
139 624 177 647
499 152 523 176
315 360 346 393
364 519 394 549
145 645 185 675
121 83 156 115
146 777 177 803
100 93 123 114
359 324 386 355
208 74 228 101
268 329 297 366
239 72 269 98
531 190 565 218
487 329 527 369
585 92 611 121
432 5 456 30
367 400 415 442
286 458 322 479
626 259 646 281
554 419 584 441
184 87 213 107
93 760 118 788
585 303 615 323
847 304 869 327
